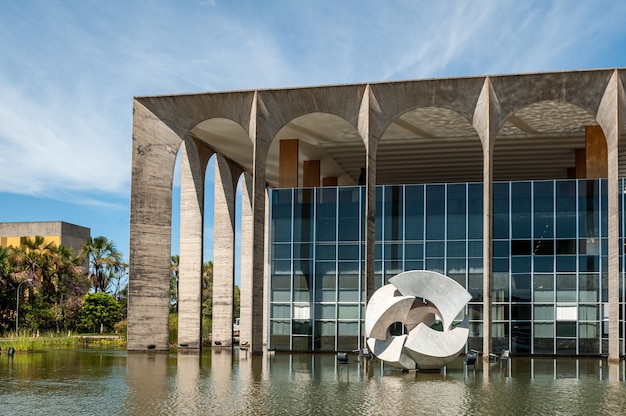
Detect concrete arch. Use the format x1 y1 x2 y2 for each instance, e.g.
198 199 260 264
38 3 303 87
377 105 482 184
267 111 366 187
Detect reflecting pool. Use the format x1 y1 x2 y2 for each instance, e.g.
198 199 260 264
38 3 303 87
1 348 625 415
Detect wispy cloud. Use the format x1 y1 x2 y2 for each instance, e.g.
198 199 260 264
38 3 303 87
0 0 625 204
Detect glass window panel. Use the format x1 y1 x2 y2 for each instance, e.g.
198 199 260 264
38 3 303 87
293 260 312 278
534 322 554 338
425 258 444 274
375 186 383 241
556 180 577 238
338 262 360 302
271 320 291 335
534 239 554 255
404 260 423 271
272 290 291 302
426 184 445 240
293 189 314 242
556 255 577 272
383 186 403 240
493 182 509 239
467 183 483 239
579 273 599 302
492 304 509 321
315 244 336 260
272 189 293 242
511 256 531 273
447 241 466 257
338 244 359 260
447 184 466 240
271 304 291 319
493 273 509 302
493 258 509 273
533 181 554 239
293 243 311 259
272 244 291 260
426 241 444 257
511 240 532 255
533 274 554 302
338 187 361 241
556 306 577 321
579 180 600 238
512 304 531 320
405 184 424 240
316 320 336 336
293 303 311 320
384 243 403 261
468 258 483 274
534 305 554 320
579 305 599 321
555 239 576 255
316 187 337 241
293 319 312 335
511 182 531 238
493 240 509 258
384 260 403 282
338 305 360 320
468 273 483 301
534 256 554 272
468 241 483 257
405 243 424 260
579 255 599 272
315 262 336 302
556 274 577 302
512 274 531 301
468 304 483 321
556 322 576 337
447 258 467 276
579 322 599 339
315 304 336 320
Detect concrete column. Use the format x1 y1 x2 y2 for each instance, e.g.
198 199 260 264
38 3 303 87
212 154 236 347
279 139 299 187
128 100 181 351
358 86 377 307
251 143 269 354
239 173 253 347
473 78 498 360
596 70 626 362
178 137 207 349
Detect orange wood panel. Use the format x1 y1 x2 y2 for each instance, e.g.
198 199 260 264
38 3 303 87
303 160 320 187
585 126 607 178
322 177 338 186
279 139 299 187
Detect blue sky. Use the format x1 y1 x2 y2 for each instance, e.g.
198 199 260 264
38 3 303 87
1 0 626 263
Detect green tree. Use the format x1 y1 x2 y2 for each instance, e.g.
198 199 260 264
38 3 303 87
170 255 179 313
77 292 122 333
80 236 123 293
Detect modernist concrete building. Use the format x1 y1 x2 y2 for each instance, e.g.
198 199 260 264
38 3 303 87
128 68 626 362
0 221 90 256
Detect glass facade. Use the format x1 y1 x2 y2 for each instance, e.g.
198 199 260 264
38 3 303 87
268 179 626 356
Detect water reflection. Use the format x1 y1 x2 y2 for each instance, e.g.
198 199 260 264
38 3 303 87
1 349 625 415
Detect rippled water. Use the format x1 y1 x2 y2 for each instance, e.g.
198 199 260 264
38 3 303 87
1 348 625 415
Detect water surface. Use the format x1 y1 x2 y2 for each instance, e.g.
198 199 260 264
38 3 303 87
1 348 625 415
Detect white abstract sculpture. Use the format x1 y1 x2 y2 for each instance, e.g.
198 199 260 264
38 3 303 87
365 270 471 370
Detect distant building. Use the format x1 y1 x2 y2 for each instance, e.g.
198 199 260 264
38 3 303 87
128 68 626 361
0 221 90 256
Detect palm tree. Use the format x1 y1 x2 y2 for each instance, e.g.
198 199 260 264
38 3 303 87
80 236 123 293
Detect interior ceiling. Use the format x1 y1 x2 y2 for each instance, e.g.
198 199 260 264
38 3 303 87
191 101 626 187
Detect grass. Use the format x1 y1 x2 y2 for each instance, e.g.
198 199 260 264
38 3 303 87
0 330 127 352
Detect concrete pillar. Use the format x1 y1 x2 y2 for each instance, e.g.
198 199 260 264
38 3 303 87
128 100 181 351
303 160 321 187
279 139 299 187
473 78 498 360
251 142 269 354
212 154 236 347
239 173 253 347
596 70 626 362
358 86 377 309
177 138 207 349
